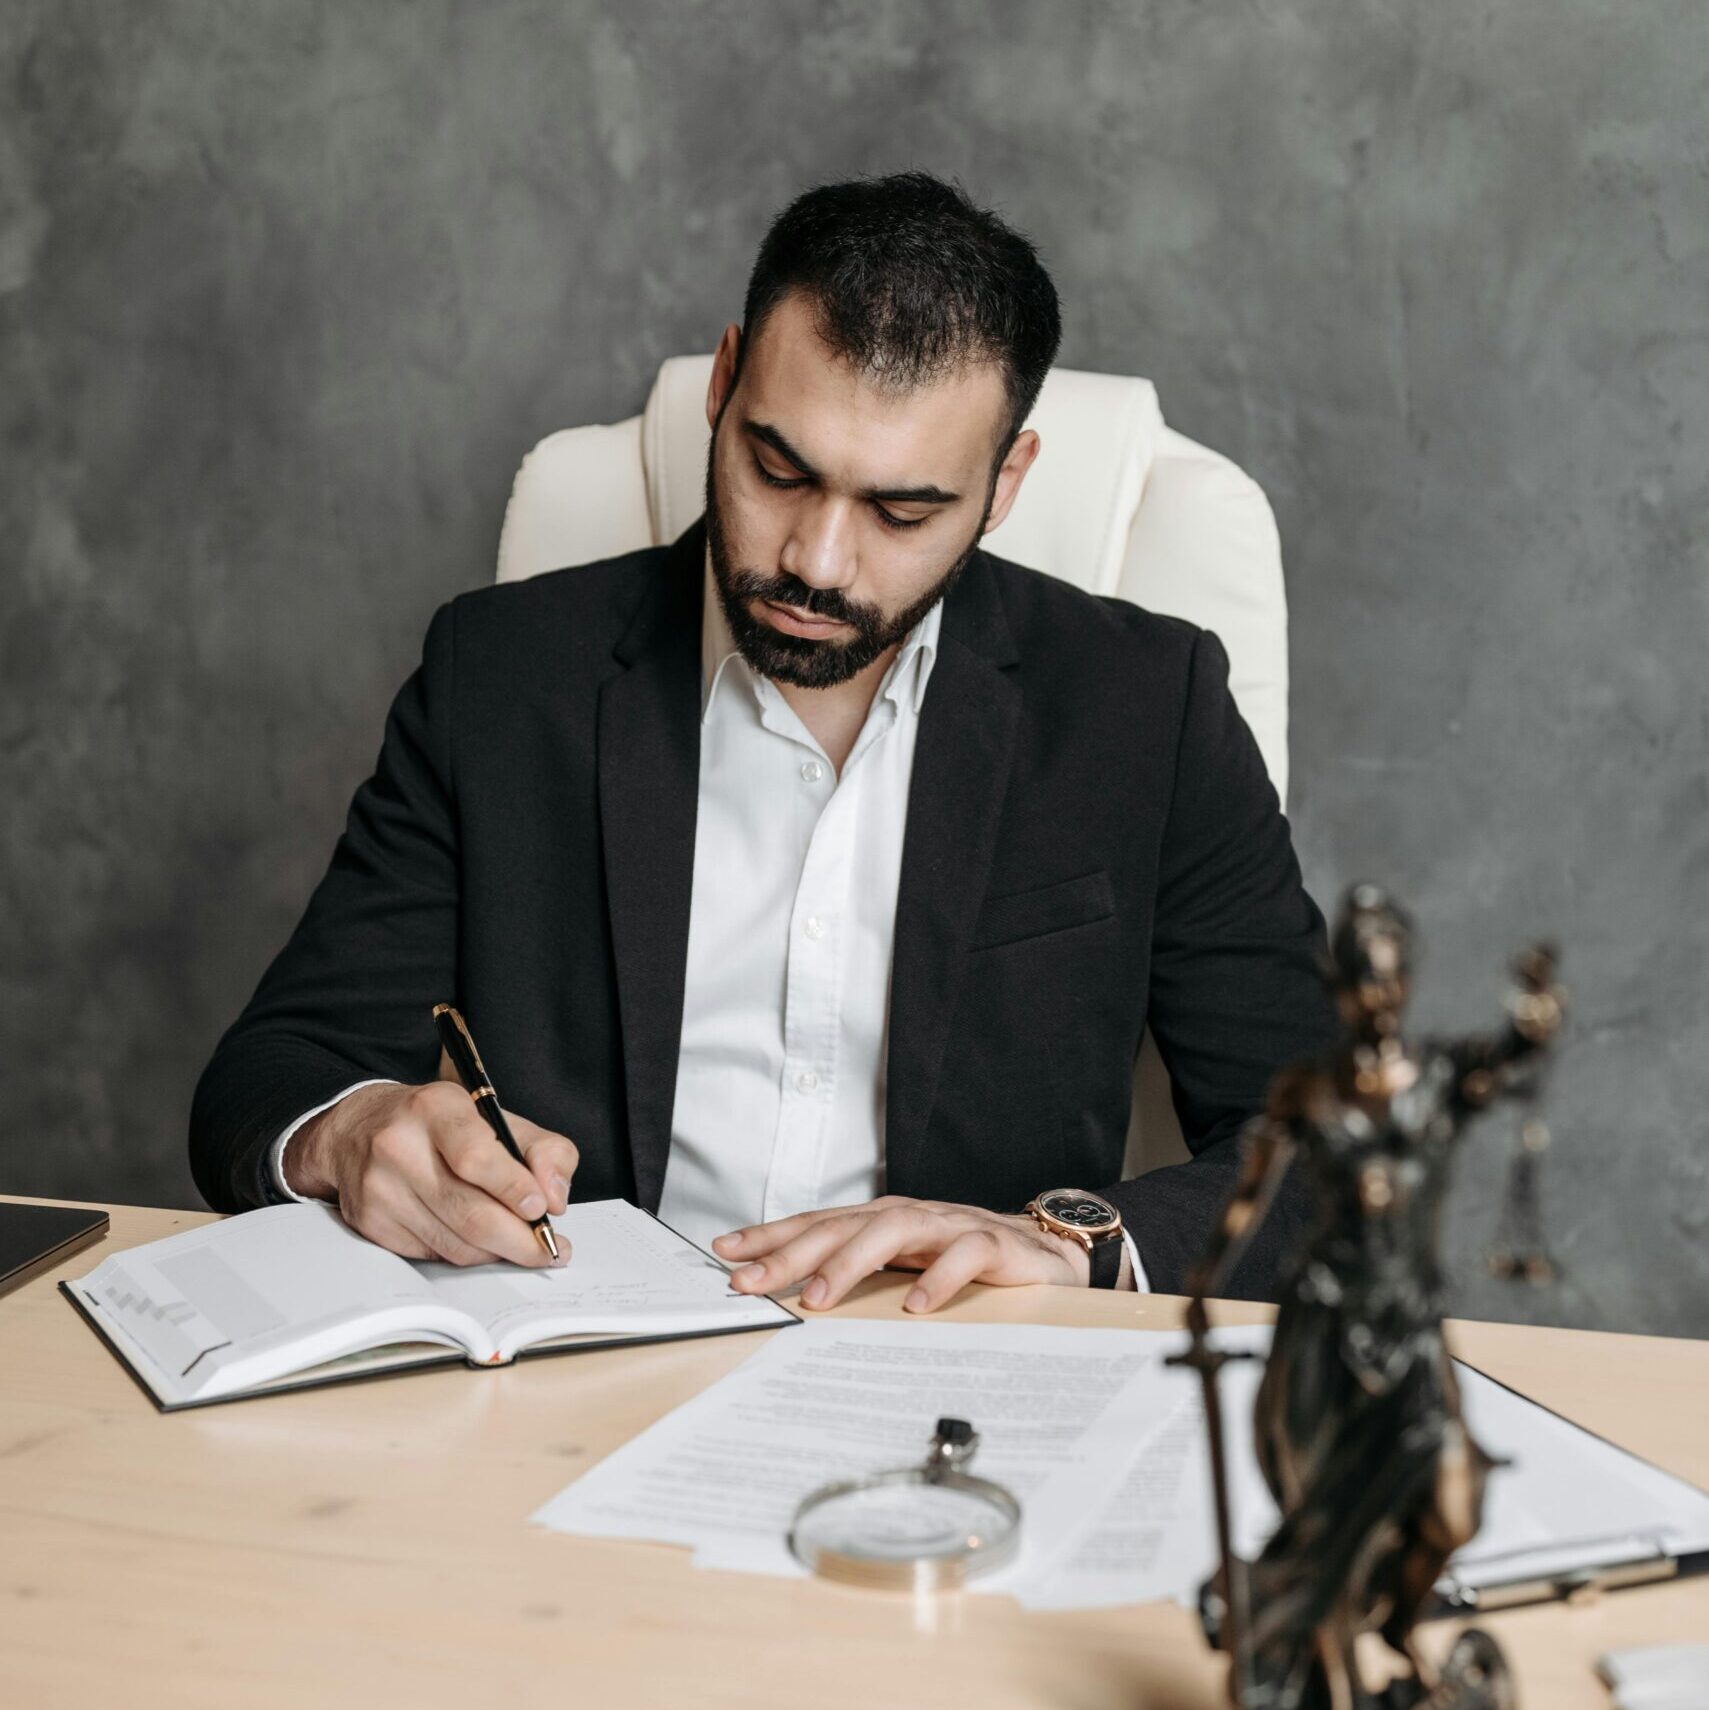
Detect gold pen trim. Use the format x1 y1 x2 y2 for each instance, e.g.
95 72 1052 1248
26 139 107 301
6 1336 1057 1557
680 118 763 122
434 1003 492 1082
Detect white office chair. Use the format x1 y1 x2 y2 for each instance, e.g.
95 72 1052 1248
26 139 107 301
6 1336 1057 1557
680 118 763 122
495 355 1292 1178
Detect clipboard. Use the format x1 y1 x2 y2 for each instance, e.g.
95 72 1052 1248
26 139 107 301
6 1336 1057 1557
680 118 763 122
1427 1360 1709 1615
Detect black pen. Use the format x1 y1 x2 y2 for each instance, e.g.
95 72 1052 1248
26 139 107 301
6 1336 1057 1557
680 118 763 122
431 1003 561 1263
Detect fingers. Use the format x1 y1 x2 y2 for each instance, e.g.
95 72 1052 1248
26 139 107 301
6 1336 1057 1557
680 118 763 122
512 1115 579 1215
712 1198 902 1263
727 1204 954 1308
338 1166 505 1268
348 1212 436 1262
342 1083 564 1268
724 1211 874 1297
426 1086 552 1223
426 1160 563 1267
799 1205 947 1309
373 1189 504 1268
715 1200 1086 1312
902 1229 1006 1314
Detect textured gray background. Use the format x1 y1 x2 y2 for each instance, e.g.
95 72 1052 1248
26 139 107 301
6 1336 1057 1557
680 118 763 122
3 2 1704 1334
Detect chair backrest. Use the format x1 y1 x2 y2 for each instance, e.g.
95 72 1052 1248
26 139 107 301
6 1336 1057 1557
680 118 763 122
495 355 1294 1178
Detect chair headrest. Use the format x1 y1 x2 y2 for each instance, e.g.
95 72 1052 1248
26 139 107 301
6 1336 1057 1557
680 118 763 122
642 356 1164 596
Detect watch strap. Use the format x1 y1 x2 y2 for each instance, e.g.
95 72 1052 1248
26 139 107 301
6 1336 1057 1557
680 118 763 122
1087 1230 1123 1290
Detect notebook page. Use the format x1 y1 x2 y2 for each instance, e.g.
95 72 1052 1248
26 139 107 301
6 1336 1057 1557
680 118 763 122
412 1199 793 1358
71 1203 464 1403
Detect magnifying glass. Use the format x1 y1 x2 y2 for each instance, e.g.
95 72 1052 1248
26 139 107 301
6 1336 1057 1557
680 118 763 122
788 1417 1022 1592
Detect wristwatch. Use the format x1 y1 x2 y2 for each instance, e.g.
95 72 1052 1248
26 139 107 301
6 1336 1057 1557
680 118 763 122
1025 1188 1124 1289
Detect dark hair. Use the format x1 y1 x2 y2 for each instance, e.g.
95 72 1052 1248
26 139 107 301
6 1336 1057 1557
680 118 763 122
737 171 1062 461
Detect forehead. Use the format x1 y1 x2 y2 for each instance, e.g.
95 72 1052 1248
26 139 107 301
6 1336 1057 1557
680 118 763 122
739 291 1008 487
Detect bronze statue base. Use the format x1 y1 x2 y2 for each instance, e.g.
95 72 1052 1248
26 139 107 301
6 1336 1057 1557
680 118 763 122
1202 1589 1515 1710
1197 1607 1519 1703
1390 1629 1514 1710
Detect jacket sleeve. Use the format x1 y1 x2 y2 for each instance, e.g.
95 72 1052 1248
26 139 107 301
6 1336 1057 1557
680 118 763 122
188 599 460 1211
1101 627 1336 1300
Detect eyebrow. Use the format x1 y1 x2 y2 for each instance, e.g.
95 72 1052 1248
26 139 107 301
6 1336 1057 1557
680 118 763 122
742 418 963 506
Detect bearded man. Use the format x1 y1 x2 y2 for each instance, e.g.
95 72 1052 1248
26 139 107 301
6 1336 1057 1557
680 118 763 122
191 171 1336 1307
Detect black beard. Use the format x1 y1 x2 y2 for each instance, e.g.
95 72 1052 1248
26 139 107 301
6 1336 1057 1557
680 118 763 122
703 423 985 690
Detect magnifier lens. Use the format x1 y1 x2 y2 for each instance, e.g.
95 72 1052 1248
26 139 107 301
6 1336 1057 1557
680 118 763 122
789 1419 1021 1590
793 1480 1011 1565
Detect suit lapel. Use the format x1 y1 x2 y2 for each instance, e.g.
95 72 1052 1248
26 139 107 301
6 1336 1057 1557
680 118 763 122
597 520 705 1211
884 553 1021 1193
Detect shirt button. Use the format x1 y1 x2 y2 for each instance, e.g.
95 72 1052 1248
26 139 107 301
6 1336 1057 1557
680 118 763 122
803 915 826 940
800 759 824 783
796 1069 820 1092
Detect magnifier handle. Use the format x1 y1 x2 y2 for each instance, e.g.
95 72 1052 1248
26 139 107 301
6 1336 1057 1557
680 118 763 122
927 1417 980 1476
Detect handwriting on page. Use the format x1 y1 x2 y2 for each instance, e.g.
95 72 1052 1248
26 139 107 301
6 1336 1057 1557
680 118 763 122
412 1200 749 1332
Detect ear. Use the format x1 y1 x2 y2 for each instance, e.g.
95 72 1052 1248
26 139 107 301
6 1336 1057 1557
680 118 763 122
981 429 1042 534
706 322 743 432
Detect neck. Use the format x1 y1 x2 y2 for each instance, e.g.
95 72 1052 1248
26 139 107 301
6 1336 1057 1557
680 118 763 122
773 641 903 775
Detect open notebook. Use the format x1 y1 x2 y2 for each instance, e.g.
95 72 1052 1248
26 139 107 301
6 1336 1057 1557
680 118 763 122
62 1199 796 1411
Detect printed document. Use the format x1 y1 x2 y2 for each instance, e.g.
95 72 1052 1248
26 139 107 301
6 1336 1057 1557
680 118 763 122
533 1318 1709 1612
531 1319 1180 1590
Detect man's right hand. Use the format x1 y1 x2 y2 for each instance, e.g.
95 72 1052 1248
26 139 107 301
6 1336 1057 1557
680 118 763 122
285 1081 578 1268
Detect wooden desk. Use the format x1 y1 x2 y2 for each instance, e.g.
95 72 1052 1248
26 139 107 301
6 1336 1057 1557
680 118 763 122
2 1195 1703 1710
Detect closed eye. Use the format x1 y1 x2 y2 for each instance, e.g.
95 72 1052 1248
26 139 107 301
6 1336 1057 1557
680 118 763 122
753 460 929 532
753 461 807 493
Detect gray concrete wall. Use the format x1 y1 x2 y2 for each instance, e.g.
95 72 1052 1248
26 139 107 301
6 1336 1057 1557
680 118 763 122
3 1 1704 1334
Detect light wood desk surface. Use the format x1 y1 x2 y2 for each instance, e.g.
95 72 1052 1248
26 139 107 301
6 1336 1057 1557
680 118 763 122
2 1195 1704 1710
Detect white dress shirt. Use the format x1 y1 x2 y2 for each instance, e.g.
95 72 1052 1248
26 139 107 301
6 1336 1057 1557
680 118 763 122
270 546 1145 1289
656 551 938 1249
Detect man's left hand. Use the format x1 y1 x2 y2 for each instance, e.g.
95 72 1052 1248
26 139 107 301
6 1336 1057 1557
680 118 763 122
711 1196 1090 1313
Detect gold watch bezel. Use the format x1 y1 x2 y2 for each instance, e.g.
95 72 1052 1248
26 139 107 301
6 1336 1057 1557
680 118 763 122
1026 1188 1122 1251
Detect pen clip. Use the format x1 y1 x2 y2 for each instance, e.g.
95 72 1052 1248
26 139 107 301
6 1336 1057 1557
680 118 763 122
432 1003 492 1088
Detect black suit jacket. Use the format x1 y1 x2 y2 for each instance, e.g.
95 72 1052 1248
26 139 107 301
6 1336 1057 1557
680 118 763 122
191 516 1336 1298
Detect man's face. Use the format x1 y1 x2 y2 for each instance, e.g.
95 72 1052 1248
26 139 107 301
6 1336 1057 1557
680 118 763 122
703 290 1036 689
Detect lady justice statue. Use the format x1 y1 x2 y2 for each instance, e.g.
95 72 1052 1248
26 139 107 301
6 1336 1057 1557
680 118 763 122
1173 885 1566 1710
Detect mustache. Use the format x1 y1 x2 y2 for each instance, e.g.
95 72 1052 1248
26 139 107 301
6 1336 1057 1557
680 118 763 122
722 569 875 632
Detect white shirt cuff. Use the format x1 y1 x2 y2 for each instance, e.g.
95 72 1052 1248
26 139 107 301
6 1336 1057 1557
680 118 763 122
269 1079 399 1202
1120 1226 1151 1293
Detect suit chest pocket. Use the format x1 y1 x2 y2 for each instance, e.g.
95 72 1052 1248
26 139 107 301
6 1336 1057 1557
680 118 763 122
968 870 1116 953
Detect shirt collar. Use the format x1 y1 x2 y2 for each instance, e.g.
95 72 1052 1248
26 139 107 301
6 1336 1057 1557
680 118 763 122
700 542 941 724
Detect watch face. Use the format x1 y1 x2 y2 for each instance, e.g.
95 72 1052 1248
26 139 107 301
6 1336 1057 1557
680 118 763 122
1037 1189 1119 1234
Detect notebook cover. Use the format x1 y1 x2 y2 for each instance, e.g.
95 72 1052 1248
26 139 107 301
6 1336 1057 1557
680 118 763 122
1 1203 109 1298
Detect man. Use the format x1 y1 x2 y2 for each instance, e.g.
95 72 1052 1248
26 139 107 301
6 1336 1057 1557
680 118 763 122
191 171 1335 1307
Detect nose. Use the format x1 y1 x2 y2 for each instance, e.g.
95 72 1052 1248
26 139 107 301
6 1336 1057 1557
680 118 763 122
778 494 858 599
